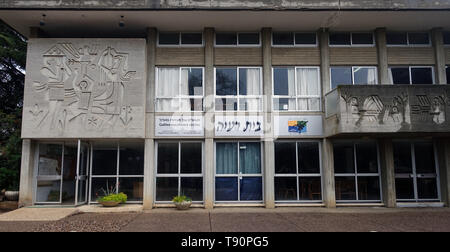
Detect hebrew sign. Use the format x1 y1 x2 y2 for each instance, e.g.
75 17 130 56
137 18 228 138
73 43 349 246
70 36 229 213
215 116 264 137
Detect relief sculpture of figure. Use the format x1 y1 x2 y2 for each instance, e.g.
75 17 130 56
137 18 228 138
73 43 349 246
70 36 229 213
431 96 446 125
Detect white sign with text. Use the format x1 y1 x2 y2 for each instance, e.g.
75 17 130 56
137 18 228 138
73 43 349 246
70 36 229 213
155 116 204 137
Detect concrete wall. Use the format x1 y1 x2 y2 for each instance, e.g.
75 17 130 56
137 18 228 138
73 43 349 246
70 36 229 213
2 0 450 10
22 38 147 138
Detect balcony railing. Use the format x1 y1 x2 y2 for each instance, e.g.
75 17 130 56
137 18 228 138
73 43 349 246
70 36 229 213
324 85 450 136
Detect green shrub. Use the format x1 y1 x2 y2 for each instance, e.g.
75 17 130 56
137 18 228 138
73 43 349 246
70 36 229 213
172 195 192 203
98 192 127 203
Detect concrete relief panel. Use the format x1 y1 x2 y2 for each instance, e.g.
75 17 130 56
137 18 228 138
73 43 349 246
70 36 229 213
22 39 146 138
336 86 450 133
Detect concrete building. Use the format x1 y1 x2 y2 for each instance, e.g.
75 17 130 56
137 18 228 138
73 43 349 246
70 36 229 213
1 0 450 209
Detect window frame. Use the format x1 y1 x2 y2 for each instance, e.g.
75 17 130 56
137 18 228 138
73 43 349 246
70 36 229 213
157 32 204 47
214 66 263 112
154 141 205 204
155 66 205 112
386 32 432 47
334 141 383 203
274 140 323 204
388 66 435 85
271 32 318 48
214 32 261 47
272 66 322 112
328 32 375 47
330 66 379 90
214 141 264 204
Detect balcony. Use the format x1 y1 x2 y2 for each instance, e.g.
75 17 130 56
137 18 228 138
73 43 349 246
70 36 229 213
325 85 450 136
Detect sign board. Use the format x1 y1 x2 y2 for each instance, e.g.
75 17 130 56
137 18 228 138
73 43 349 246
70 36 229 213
274 115 323 137
155 116 204 137
215 116 264 137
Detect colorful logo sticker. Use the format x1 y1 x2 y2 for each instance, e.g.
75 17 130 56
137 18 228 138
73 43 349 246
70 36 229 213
288 121 308 133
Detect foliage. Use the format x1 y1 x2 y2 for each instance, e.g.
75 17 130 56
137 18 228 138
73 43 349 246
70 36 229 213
0 21 26 191
98 193 127 203
172 195 192 203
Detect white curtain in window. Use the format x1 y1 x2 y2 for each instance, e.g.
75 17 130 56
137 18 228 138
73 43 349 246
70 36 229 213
297 68 319 111
157 68 180 111
180 69 190 111
244 68 261 95
366 67 377 85
287 68 296 110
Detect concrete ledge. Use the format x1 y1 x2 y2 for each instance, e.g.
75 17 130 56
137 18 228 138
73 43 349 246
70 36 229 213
78 204 143 213
0 207 79 221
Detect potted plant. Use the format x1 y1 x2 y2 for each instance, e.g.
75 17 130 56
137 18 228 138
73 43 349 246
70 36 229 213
172 195 192 210
97 182 127 207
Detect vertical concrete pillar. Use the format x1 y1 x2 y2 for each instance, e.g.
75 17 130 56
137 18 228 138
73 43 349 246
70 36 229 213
143 28 157 210
378 139 397 207
319 28 330 94
375 28 391 84
204 27 215 209
262 28 275 209
431 28 448 85
322 139 336 208
18 139 35 208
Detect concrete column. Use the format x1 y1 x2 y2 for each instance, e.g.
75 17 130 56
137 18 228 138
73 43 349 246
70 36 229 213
204 27 215 209
18 139 35 207
375 28 391 84
431 28 448 85
143 139 155 209
262 28 275 209
378 139 397 207
143 28 157 210
319 28 331 94
322 139 336 208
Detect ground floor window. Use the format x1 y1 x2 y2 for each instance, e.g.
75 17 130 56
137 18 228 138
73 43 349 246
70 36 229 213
215 142 263 203
333 142 381 202
274 141 322 203
394 141 440 202
90 142 144 203
155 142 204 203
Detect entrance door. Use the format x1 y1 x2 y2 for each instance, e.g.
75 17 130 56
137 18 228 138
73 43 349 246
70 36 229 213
75 140 90 206
394 142 440 202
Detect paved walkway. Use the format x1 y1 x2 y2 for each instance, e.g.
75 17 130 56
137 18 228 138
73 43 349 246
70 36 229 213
1 207 450 232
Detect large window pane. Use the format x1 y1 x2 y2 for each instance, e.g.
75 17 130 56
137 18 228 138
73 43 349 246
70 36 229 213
239 142 261 174
447 67 450 84
181 33 202 45
156 177 178 201
119 143 144 175
273 98 296 111
414 142 436 174
386 32 408 45
157 143 178 174
356 143 378 173
157 68 179 97
240 177 263 201
331 67 352 89
275 177 297 201
444 32 450 45
273 32 294 45
335 177 356 201
390 67 410 84
181 143 202 174
215 98 237 111
274 68 295 96
299 177 322 201
393 142 413 174
181 177 203 202
408 33 430 45
239 68 261 96
92 145 117 176
216 68 237 96
333 143 355 174
38 144 62 176
395 178 415 200
216 143 238 174
119 177 143 202
352 33 374 45
159 32 179 45
275 142 296 174
181 68 203 96
330 33 351 45
357 177 381 201
216 33 237 45
215 177 238 201
36 180 61 202
91 177 117 201
353 67 377 85
411 67 433 84
297 68 319 96
295 33 316 45
298 142 320 174
417 178 438 199
238 33 260 45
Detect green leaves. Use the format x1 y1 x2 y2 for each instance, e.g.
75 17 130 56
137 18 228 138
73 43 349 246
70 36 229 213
98 193 128 203
172 195 192 203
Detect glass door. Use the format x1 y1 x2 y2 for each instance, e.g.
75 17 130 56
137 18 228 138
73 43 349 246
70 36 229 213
394 141 440 202
75 140 90 206
35 143 64 204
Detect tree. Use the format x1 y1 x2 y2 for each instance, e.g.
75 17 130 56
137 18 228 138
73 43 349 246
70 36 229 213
0 20 26 191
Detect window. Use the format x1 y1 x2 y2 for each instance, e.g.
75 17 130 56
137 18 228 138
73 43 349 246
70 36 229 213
215 32 260 46
273 67 321 111
329 32 374 46
444 32 450 45
334 142 381 202
389 66 434 85
274 142 322 202
446 66 449 84
215 142 263 202
215 67 262 111
330 66 378 89
156 142 203 203
158 32 203 46
90 142 144 203
272 32 317 46
156 67 204 112
386 32 430 46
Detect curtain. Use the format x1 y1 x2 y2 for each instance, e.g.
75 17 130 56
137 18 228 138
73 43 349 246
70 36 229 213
157 68 179 111
180 69 190 111
297 68 319 111
244 68 261 95
216 143 238 174
366 67 377 85
239 143 261 174
287 68 296 110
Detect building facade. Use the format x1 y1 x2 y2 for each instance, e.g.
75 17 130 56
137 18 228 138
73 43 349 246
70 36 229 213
1 0 450 209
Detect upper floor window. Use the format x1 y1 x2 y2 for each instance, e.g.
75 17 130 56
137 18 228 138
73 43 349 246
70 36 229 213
272 32 317 46
330 66 378 90
389 66 434 85
158 32 203 46
329 32 374 46
273 67 321 112
447 66 450 84
156 67 204 112
444 32 450 46
215 32 260 46
386 32 430 46
215 67 262 111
